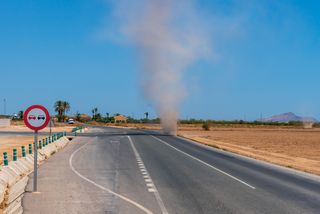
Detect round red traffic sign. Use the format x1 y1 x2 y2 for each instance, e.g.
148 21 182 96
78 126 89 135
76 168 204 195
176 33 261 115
23 105 50 131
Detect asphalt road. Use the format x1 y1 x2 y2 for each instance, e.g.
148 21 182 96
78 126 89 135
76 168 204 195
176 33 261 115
23 127 320 214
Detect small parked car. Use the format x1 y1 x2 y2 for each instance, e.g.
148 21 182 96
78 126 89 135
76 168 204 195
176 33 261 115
68 118 75 124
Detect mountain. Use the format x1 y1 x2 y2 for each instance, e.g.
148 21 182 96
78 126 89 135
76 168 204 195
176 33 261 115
258 112 318 123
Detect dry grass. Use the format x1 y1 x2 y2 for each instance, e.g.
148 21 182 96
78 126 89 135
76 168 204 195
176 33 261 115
178 125 320 175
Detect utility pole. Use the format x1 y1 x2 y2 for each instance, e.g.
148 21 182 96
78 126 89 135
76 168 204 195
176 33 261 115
3 98 6 115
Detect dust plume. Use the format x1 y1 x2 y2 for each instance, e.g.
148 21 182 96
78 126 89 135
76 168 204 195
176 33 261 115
108 0 210 134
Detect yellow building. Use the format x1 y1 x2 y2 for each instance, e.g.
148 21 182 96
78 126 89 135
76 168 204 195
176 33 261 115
114 115 128 123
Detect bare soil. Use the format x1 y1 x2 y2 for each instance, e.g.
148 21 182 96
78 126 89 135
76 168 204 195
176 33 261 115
0 125 73 163
0 136 35 162
178 125 320 175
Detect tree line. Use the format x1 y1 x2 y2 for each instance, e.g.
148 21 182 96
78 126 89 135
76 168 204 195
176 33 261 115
12 101 320 128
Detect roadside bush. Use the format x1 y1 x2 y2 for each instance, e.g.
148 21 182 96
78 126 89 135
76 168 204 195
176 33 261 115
202 121 210 131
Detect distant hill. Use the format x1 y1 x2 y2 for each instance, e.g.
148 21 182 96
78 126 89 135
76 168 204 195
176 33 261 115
258 112 318 123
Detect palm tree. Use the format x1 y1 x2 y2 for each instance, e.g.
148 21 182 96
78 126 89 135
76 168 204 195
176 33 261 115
75 111 81 122
92 107 98 120
54 100 71 122
54 100 64 122
144 112 149 120
62 101 70 121
18 110 24 120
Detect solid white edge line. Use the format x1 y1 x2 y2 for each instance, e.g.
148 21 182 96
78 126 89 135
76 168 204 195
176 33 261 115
69 139 153 214
178 136 320 183
128 136 169 214
151 135 256 190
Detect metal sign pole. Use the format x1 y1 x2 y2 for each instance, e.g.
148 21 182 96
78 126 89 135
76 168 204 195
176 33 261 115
33 130 38 192
49 117 52 137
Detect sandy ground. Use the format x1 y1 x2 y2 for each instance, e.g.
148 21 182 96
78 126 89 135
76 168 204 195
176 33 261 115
0 125 74 163
178 126 320 175
0 136 35 162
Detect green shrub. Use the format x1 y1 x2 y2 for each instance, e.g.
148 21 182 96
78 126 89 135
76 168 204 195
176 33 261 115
202 121 210 131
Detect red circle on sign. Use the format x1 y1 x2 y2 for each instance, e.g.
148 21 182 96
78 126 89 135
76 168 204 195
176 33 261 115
24 105 50 131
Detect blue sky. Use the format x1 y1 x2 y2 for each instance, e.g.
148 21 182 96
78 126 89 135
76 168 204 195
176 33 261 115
0 0 319 120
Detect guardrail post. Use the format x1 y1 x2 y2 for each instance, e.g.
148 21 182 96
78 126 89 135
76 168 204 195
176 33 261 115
13 148 17 161
29 144 32 154
3 152 8 166
22 146 26 157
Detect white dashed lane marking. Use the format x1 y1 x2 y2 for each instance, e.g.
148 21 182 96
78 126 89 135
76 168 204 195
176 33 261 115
148 188 156 193
128 136 169 214
69 138 153 214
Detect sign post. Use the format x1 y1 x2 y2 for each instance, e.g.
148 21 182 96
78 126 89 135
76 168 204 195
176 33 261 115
23 105 50 192
49 117 52 137
34 130 38 192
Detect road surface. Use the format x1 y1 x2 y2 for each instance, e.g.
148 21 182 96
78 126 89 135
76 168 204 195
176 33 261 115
23 127 320 213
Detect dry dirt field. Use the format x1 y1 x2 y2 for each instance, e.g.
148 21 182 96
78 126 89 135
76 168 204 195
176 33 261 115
178 125 320 175
0 136 35 162
0 124 74 163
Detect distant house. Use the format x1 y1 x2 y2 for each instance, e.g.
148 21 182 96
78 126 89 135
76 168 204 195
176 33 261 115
114 115 128 123
303 121 314 129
